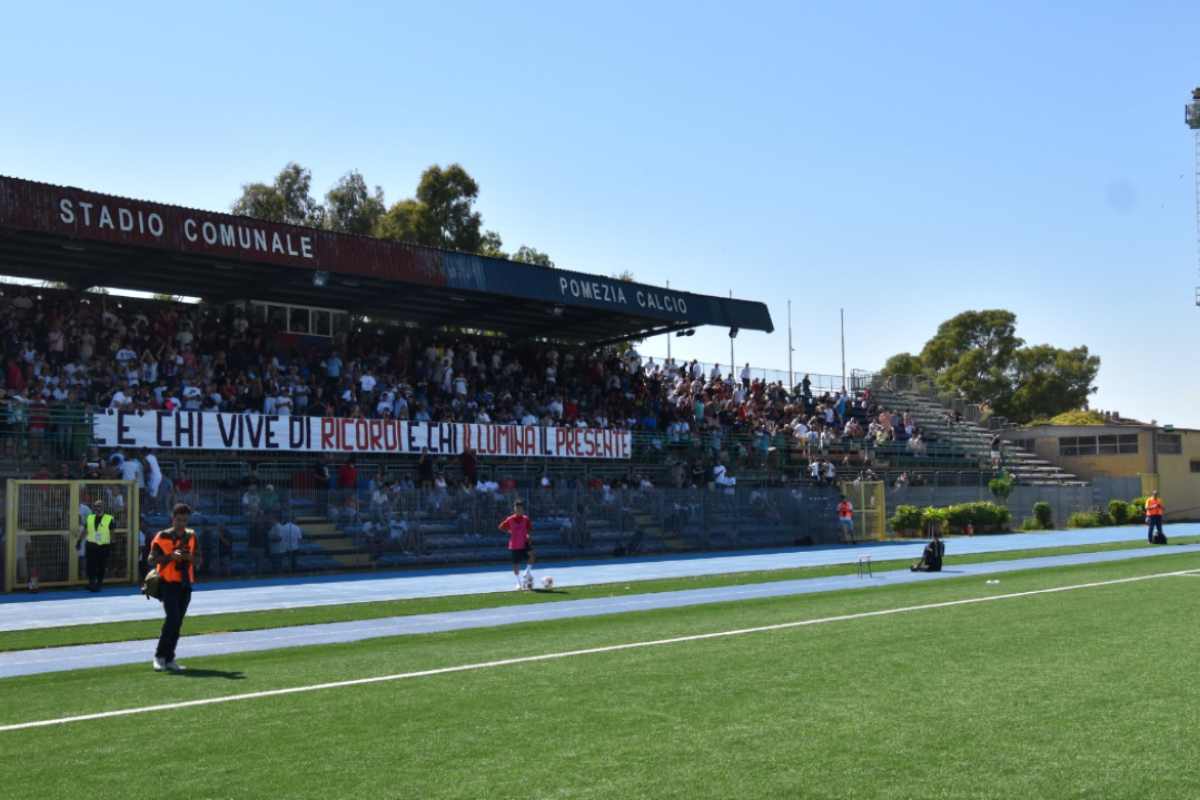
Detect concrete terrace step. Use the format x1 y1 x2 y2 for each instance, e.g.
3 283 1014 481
877 390 1079 486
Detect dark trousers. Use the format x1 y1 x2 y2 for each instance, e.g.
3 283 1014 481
1148 515 1164 542
155 582 192 661
85 542 111 588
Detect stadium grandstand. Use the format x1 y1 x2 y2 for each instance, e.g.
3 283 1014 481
0 175 1078 587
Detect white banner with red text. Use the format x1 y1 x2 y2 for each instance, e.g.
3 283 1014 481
92 410 631 459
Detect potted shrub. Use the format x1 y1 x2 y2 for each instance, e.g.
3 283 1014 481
889 505 923 537
1032 501 1053 530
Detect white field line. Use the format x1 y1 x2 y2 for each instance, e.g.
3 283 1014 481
2 567 1196 733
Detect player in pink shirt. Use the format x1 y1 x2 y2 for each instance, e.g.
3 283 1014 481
499 499 536 590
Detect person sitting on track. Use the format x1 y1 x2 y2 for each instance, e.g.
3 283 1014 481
910 529 944 573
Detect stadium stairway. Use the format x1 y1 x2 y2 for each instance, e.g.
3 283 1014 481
297 516 374 569
872 386 1084 486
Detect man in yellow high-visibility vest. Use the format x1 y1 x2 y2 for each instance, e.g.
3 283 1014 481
78 499 115 592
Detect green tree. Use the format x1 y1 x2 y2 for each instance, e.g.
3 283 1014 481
881 310 1100 424
919 310 1022 404
478 230 506 258
325 171 385 235
373 164 487 252
998 345 1099 421
374 198 423 242
512 245 554 267
232 162 325 227
412 163 484 251
880 352 924 378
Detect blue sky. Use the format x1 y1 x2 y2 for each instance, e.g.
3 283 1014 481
2 2 1198 425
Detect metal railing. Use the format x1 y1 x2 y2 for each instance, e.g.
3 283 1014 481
637 363 873 395
0 407 93 465
113 486 848 583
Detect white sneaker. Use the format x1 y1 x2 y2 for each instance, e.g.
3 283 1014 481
165 660 185 672
152 657 166 672
516 580 524 591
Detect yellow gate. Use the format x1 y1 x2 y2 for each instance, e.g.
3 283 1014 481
838 481 886 541
4 480 139 592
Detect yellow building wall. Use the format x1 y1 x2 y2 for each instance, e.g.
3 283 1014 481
1155 431 1200 517
1024 429 1152 481
1019 427 1200 518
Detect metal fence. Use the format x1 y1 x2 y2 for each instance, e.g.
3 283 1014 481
883 483 1096 534
93 486 850 584
0 407 93 465
636 363 874 394
4 480 139 592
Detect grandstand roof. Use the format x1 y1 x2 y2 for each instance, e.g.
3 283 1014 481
0 176 773 344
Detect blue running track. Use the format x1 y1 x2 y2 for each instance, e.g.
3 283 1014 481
1 541 1196 679
1 525 1196 634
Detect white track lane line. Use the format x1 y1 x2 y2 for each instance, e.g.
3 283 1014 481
2 567 1196 733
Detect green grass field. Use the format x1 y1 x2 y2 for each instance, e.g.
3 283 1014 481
2 551 1198 799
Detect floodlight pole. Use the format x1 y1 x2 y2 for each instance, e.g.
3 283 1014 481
787 299 794 389
729 289 735 379
840 308 846 392
666 280 672 362
1187 87 1200 306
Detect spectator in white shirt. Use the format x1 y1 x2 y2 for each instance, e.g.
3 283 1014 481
713 463 737 488
145 450 163 499
109 384 133 409
119 454 145 489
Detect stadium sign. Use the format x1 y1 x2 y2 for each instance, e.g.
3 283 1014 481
557 276 688 315
57 198 316 261
0 176 775 333
93 410 632 459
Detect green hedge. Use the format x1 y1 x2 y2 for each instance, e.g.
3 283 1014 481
921 506 948 534
890 505 923 532
1068 510 1115 529
889 502 1011 535
1032 501 1053 529
1131 497 1147 518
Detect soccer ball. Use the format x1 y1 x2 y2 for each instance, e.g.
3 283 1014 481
542 576 554 590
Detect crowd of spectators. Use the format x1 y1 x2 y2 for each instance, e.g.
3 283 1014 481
0 286 944 468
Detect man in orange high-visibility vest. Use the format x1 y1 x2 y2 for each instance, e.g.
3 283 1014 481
149 503 199 672
1145 491 1165 544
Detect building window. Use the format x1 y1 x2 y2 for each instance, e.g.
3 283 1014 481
1059 436 1101 456
1098 434 1118 455
1118 434 1138 454
1157 434 1182 455
1191 460 1200 473
288 307 310 334
250 301 345 339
